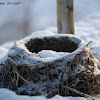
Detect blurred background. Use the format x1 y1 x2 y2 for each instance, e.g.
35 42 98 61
0 0 100 44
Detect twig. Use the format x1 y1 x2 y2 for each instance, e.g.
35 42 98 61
14 70 43 95
16 73 19 87
62 86 95 100
86 41 92 47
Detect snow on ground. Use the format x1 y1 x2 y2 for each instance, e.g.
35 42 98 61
0 88 87 100
75 14 100 55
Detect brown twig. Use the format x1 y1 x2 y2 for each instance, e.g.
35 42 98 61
86 41 92 47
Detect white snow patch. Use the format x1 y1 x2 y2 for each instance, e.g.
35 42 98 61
0 88 87 100
2 41 14 50
38 50 69 59
0 46 8 57
75 14 100 55
0 46 8 64
31 30 55 37
94 58 100 69
93 63 100 75
20 30 55 43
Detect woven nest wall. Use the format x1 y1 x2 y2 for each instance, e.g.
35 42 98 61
0 33 100 98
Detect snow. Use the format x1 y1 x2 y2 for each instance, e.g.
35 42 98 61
2 41 14 50
31 30 54 37
19 31 86 63
19 30 54 43
0 46 8 65
93 64 100 75
45 14 100 56
38 50 69 59
0 46 8 58
94 58 100 69
75 14 100 55
21 30 85 44
0 31 86 66
0 0 100 100
0 88 87 100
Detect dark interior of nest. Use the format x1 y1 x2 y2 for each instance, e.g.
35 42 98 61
25 37 80 53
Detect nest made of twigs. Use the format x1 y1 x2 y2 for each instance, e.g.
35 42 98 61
0 33 100 99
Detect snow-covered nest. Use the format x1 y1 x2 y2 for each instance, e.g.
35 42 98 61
0 31 100 99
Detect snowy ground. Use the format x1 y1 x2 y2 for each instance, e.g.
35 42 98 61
0 0 100 100
0 88 87 100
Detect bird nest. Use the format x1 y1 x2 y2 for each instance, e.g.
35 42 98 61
0 31 100 98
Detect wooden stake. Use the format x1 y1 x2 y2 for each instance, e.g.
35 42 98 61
57 0 74 34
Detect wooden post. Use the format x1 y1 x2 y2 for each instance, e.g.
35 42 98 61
57 0 74 34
